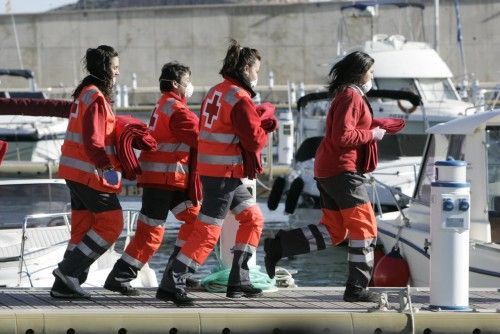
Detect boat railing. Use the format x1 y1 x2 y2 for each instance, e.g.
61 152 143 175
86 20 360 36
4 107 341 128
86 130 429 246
18 209 141 287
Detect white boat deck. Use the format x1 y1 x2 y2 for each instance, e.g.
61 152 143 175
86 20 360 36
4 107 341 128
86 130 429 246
1 287 500 333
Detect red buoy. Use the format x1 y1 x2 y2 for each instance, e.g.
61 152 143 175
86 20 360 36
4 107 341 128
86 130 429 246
369 245 385 286
373 246 410 287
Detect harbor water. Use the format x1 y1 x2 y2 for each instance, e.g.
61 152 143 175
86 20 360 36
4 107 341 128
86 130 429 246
120 199 348 287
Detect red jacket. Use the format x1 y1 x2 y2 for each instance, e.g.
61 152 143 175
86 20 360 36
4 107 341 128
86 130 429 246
314 86 373 178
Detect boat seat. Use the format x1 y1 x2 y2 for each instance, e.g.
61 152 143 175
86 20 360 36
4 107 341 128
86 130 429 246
0 226 69 261
295 136 323 162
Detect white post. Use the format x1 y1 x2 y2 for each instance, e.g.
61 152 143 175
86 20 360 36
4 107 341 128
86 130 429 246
131 73 137 90
298 82 305 99
429 159 470 310
268 70 274 89
122 85 129 108
218 178 257 268
278 111 294 165
115 85 122 108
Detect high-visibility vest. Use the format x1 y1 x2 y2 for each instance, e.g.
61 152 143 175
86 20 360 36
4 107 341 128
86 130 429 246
137 92 191 189
58 85 122 193
197 80 250 178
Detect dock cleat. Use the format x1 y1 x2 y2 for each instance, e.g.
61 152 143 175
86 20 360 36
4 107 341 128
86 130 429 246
156 288 194 307
226 284 263 298
51 269 90 299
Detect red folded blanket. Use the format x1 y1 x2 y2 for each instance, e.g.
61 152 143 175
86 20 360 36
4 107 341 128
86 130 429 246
0 140 7 166
115 115 157 180
364 118 406 173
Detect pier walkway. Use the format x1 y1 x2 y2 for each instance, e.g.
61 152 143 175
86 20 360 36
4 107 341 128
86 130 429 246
1 287 500 333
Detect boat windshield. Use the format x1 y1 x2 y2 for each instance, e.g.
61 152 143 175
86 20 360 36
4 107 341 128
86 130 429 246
0 182 70 229
418 78 460 101
375 78 460 102
414 134 465 205
486 127 500 212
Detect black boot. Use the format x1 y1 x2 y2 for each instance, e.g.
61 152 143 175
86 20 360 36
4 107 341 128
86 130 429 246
226 250 262 298
264 237 282 279
264 226 321 279
51 250 90 298
343 284 380 303
167 246 200 289
157 258 195 306
104 259 141 296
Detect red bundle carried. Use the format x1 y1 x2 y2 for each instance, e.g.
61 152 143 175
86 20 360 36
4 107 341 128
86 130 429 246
115 115 157 180
364 118 406 173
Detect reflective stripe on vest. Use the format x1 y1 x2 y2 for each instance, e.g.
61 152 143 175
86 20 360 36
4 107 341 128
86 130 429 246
60 155 97 174
199 130 239 144
198 153 243 165
140 161 189 174
156 142 190 153
65 131 117 155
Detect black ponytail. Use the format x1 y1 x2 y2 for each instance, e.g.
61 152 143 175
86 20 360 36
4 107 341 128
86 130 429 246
219 39 261 94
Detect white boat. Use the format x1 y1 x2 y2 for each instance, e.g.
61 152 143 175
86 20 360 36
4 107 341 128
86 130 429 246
377 109 500 287
0 178 157 288
0 69 67 162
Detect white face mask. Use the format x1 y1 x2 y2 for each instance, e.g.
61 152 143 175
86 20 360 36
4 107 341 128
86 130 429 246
361 80 373 94
250 78 258 88
184 82 194 98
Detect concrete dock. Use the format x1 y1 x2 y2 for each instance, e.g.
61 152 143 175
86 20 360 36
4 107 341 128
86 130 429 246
1 287 500 333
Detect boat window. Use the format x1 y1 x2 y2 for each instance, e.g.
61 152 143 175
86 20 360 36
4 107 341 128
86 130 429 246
486 127 500 211
378 134 427 160
418 78 460 102
374 78 419 98
0 183 70 229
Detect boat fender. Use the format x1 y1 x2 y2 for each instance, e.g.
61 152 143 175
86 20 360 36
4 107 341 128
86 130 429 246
397 99 417 114
267 176 286 211
368 244 385 287
285 177 304 214
372 246 410 287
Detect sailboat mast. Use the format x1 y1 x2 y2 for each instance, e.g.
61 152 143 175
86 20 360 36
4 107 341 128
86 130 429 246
434 0 440 53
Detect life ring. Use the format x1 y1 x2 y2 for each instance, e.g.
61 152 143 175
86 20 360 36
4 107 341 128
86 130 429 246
284 177 304 214
397 99 417 114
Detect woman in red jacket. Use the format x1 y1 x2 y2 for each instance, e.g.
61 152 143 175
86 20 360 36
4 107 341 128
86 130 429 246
157 40 272 306
264 51 386 303
51 45 123 299
103 62 201 295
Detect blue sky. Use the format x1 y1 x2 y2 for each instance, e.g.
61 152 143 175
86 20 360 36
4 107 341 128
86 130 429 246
1 0 76 14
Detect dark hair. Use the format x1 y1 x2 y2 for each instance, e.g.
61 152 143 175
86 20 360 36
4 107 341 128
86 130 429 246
159 61 191 93
219 39 261 94
72 45 119 101
327 51 374 96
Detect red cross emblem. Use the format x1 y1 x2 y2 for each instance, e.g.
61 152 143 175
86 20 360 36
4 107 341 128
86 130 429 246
202 91 222 128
